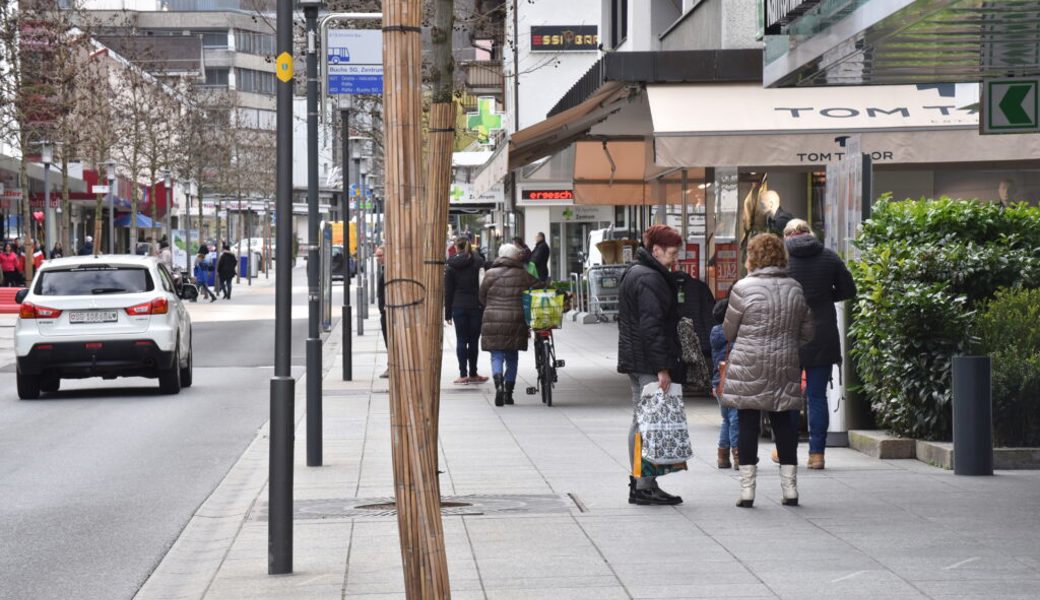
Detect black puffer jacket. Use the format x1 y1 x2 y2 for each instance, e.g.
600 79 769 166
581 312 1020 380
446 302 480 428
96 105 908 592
785 233 857 367
444 251 484 319
616 248 686 383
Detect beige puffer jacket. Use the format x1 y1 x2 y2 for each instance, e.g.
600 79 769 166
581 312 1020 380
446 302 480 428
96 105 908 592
720 266 814 412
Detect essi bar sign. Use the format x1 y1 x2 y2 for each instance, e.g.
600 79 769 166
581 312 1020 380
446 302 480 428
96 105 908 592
764 0 821 34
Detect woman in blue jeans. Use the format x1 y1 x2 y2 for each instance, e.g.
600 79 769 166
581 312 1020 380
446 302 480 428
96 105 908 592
784 219 856 469
479 243 538 406
445 239 487 384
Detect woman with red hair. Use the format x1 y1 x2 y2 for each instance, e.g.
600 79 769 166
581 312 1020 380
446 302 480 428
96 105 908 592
617 224 687 505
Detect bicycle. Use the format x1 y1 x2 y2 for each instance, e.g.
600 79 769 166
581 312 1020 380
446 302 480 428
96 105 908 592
522 287 568 407
528 328 565 406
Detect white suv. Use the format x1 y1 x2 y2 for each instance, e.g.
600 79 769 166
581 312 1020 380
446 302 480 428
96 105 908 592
14 255 194 399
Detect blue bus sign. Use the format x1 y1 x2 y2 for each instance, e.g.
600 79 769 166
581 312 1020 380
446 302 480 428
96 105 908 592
327 30 383 95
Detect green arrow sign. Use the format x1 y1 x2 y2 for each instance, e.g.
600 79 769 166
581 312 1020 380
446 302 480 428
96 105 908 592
983 79 1039 134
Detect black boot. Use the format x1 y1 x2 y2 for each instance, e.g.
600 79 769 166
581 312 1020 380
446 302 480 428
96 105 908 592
628 477 682 506
504 381 515 405
493 374 504 406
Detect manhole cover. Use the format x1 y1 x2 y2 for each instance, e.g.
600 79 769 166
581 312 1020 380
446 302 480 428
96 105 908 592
251 494 576 521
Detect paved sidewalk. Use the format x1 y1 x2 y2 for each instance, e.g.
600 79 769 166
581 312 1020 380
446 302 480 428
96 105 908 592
137 302 1040 600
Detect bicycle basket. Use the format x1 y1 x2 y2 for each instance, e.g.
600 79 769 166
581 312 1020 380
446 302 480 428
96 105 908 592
522 289 565 329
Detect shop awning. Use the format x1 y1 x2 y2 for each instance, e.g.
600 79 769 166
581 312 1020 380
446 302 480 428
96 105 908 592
572 139 706 206
648 82 1040 168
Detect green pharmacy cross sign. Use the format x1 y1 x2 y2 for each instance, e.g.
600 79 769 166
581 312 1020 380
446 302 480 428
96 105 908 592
983 79 1040 134
450 185 466 202
466 96 504 146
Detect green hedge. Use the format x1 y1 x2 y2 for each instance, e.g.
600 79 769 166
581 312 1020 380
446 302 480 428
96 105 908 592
850 197 1040 441
974 288 1040 447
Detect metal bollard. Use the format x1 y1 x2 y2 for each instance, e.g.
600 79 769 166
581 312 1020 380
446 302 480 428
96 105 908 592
952 355 994 476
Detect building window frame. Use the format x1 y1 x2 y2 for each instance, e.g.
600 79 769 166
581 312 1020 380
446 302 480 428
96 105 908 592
611 0 629 49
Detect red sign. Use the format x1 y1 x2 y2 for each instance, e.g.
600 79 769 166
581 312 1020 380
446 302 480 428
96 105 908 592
678 242 700 279
715 242 739 298
522 189 574 201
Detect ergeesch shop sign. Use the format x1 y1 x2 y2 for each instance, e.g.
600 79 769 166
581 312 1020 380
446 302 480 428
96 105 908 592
531 26 599 52
764 0 821 35
522 189 574 201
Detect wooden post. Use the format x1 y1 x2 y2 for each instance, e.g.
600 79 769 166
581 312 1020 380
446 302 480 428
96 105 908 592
383 1 452 597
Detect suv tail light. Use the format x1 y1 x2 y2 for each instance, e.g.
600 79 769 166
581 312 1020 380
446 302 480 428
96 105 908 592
19 302 63 320
126 297 169 316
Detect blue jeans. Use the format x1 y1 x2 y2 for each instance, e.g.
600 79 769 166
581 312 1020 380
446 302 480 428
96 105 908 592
452 308 482 377
490 350 519 382
718 403 739 449
805 365 832 453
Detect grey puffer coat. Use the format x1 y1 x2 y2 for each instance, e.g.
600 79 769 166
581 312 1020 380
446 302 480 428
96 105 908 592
720 266 814 412
479 257 539 351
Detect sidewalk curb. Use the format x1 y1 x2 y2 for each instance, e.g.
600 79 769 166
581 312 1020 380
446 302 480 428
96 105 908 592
134 314 350 600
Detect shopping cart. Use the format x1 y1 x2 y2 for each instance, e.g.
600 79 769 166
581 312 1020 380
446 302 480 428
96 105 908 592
585 265 627 322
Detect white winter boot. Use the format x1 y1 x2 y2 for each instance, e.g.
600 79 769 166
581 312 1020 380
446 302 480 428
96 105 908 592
780 464 799 506
736 464 757 508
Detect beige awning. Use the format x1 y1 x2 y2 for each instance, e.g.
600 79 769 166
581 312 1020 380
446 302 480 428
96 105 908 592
648 82 1040 168
572 139 706 206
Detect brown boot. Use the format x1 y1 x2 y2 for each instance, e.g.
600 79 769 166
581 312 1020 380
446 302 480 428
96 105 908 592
731 448 740 469
717 448 732 469
808 453 825 470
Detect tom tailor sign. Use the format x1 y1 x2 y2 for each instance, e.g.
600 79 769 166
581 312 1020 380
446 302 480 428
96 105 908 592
531 26 599 52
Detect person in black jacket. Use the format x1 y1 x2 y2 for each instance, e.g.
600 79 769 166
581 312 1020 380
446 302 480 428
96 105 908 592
216 244 238 300
445 239 487 384
530 232 550 282
784 219 856 470
617 224 687 506
376 245 389 378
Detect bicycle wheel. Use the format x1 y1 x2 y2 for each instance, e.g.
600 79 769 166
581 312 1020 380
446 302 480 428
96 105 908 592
540 339 553 407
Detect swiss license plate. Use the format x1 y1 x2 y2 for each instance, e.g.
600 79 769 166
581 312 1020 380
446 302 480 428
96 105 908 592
69 311 119 324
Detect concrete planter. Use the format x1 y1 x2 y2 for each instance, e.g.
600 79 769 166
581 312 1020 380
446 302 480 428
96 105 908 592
849 431 1040 470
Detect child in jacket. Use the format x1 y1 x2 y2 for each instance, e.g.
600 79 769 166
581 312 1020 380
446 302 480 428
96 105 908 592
712 297 738 469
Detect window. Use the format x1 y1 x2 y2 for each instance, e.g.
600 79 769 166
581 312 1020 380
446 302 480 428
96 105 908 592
236 68 276 96
35 266 155 296
201 31 228 49
236 29 275 56
611 0 629 49
205 68 229 88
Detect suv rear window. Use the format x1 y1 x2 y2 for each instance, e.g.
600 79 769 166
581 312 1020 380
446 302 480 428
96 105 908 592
34 265 155 296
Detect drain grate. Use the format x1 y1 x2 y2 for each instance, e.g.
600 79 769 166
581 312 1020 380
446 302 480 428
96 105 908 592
251 494 575 521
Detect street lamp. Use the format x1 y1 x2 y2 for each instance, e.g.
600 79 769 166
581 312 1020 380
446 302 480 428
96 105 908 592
106 160 116 255
163 169 172 248
41 142 54 254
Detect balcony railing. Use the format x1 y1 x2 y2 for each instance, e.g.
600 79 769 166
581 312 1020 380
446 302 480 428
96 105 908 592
462 60 504 92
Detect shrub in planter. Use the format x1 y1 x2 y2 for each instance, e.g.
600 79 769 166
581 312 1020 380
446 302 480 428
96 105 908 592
974 288 1040 447
850 197 1040 441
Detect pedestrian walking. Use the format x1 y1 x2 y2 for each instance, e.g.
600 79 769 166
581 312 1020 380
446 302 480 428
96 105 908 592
445 238 488 385
376 245 389 378
217 244 238 299
50 242 64 259
783 219 856 470
78 235 94 256
721 233 813 508
617 224 687 506
511 236 532 264
158 240 173 268
530 232 550 282
711 298 738 469
479 243 538 406
0 243 19 286
194 245 218 302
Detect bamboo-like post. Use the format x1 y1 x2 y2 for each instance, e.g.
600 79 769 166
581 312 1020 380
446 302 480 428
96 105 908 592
383 1 452 597
423 102 455 461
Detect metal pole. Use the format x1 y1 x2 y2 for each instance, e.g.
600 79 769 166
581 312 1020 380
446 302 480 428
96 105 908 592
247 208 253 286
107 169 115 255
360 180 369 318
43 152 54 252
269 0 295 575
304 2 322 469
952 356 994 476
354 155 363 335
341 108 353 380
185 190 192 272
